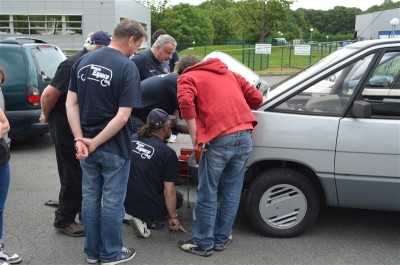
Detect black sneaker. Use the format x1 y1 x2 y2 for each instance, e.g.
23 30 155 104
101 247 136 265
214 235 232 251
178 239 213 257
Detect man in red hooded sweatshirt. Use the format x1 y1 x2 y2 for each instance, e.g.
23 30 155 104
176 54 263 257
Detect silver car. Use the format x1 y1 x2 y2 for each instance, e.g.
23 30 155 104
203 39 400 238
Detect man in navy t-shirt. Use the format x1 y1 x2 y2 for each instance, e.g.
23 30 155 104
151 29 180 72
130 73 187 134
66 19 147 265
131 34 176 81
124 108 185 238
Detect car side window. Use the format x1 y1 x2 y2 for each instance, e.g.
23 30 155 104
360 51 400 118
31 46 66 81
274 53 376 115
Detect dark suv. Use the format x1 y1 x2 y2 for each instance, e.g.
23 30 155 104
0 37 66 138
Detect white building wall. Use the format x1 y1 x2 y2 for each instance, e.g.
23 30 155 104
356 8 400 40
0 0 151 51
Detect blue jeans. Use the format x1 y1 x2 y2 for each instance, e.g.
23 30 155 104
192 130 252 249
80 147 130 262
0 162 10 243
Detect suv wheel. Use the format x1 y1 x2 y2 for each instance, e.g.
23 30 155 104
246 168 319 237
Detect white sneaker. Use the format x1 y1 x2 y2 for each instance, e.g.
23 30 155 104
0 244 21 264
86 256 99 264
128 217 150 238
168 134 178 143
123 213 133 224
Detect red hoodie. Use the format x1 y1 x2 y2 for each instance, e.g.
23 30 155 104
177 58 263 145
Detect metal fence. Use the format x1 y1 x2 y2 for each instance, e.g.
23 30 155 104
180 41 345 72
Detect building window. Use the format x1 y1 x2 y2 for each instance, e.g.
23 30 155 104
13 15 29 34
0 15 10 34
65 15 82 35
0 15 82 35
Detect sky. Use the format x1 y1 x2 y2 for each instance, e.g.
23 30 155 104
168 0 387 11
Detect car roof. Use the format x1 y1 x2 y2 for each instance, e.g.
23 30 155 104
0 37 48 45
263 39 400 105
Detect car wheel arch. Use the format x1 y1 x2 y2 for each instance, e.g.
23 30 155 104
244 160 326 204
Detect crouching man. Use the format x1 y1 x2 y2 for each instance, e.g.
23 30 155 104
124 108 186 238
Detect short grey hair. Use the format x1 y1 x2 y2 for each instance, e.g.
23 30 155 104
153 34 177 49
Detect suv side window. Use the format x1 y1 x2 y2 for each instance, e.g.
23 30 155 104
31 46 66 81
274 53 376 115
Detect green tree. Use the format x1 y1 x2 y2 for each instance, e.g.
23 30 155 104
198 0 237 44
365 0 400 12
157 4 215 50
136 0 170 32
234 0 293 43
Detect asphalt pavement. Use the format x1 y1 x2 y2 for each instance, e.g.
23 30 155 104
5 133 400 265
3 76 399 265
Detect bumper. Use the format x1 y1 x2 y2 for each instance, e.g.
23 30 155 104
6 109 48 138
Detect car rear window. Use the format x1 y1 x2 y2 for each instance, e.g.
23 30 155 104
31 45 66 81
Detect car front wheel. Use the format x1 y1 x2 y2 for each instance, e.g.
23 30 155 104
246 167 319 237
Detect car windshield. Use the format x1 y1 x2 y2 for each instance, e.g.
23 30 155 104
265 45 361 101
31 45 66 81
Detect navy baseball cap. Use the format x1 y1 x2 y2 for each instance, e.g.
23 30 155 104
89 31 111 46
147 108 175 127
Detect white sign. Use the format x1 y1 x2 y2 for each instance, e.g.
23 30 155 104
294 45 311 56
255 44 271 54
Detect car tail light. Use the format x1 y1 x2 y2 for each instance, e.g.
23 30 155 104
26 86 40 105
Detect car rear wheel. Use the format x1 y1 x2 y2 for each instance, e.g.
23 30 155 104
246 167 319 237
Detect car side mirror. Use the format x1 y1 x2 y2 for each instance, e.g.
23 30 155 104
352 100 371 118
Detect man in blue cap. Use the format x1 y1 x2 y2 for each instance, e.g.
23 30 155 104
40 30 111 237
124 108 186 238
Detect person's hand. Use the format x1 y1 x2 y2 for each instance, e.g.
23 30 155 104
74 139 89 160
39 112 48 123
169 218 187 233
75 137 98 154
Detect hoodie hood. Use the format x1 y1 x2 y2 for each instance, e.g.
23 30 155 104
183 58 228 75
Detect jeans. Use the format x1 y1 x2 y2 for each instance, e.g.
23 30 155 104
0 162 10 243
80 147 131 262
192 130 252 249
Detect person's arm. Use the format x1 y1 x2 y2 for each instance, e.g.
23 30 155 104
75 107 133 154
65 90 88 159
233 72 263 109
164 181 185 231
40 85 62 123
0 108 10 138
185 118 203 151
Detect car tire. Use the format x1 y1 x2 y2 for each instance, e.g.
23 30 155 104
245 167 319 237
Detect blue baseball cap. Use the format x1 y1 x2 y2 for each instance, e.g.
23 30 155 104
147 108 175 127
89 31 111 46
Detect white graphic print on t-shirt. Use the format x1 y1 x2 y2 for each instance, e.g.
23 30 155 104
132 140 154 159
